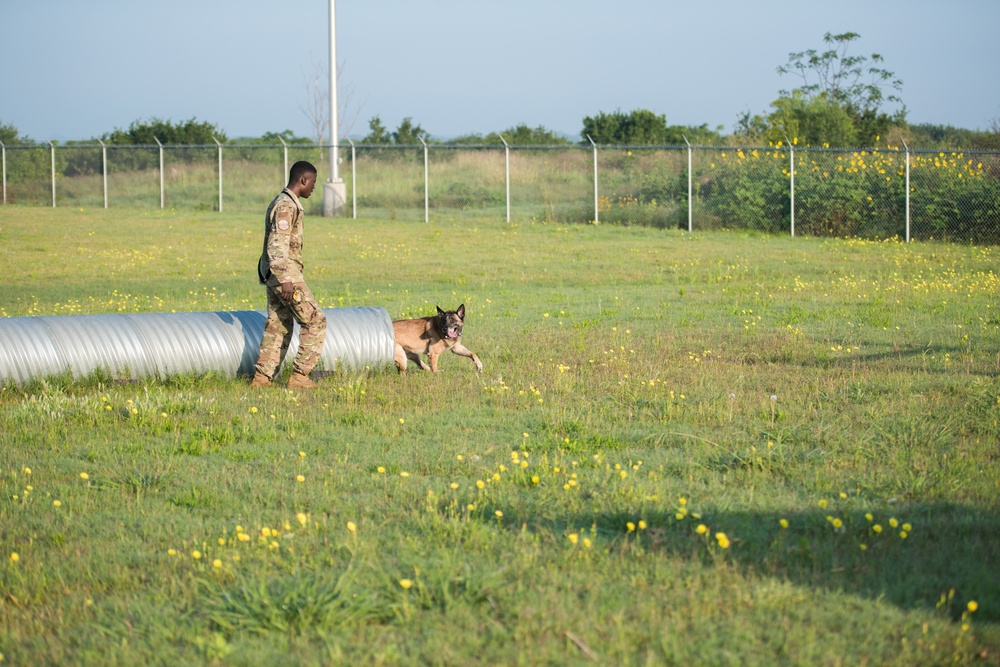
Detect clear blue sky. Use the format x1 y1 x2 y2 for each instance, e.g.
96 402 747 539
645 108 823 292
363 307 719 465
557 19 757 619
3 0 998 143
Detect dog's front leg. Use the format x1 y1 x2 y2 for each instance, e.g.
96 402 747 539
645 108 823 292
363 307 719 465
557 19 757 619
450 343 483 373
428 351 443 372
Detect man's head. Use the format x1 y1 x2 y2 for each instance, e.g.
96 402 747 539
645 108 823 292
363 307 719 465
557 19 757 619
287 161 318 198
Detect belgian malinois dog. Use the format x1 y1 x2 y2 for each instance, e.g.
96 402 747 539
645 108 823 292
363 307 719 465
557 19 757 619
393 304 483 374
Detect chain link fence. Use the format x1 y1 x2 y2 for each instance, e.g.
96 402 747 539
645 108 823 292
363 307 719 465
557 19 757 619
2 141 998 243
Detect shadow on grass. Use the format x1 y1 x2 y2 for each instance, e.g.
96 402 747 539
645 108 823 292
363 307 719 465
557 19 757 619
512 502 1000 623
774 342 999 379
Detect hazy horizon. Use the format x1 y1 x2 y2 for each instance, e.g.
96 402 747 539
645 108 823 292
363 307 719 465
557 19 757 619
3 0 998 144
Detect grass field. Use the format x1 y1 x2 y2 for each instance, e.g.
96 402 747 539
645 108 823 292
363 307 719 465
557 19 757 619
1 206 999 665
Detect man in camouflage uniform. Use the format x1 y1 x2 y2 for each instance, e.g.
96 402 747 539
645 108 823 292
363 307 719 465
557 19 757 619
251 160 327 390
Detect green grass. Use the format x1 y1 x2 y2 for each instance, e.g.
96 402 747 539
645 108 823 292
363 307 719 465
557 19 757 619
1 206 999 665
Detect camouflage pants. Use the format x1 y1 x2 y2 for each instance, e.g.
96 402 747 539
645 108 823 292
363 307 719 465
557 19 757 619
254 279 327 379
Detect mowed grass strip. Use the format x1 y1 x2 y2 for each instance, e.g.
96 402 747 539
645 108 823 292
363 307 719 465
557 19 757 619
1 206 998 665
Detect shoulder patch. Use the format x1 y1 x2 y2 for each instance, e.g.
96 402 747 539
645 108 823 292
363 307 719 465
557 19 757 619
276 218 290 231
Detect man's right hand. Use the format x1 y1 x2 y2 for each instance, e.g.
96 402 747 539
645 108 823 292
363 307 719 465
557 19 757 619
280 282 295 302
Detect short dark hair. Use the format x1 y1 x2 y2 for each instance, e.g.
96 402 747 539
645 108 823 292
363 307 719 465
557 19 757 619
288 160 317 184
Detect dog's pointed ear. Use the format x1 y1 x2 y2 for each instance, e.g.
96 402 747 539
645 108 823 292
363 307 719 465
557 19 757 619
436 306 445 316
457 304 465 319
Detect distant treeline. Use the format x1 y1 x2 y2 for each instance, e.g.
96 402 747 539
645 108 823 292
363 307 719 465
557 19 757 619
2 114 999 152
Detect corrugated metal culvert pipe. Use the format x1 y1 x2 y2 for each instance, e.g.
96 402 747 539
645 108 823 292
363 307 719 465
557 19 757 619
0 307 395 385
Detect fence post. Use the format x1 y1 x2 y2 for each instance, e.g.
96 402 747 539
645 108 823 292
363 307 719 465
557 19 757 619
498 134 510 223
419 137 429 223
97 139 108 208
348 139 356 219
682 135 693 233
49 141 57 207
1 141 5 205
902 138 911 243
213 136 223 212
278 136 288 183
790 143 795 237
784 135 795 237
587 135 598 224
154 137 164 209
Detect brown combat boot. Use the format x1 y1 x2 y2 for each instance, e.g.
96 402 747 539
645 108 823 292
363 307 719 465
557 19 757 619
250 372 272 388
287 372 319 390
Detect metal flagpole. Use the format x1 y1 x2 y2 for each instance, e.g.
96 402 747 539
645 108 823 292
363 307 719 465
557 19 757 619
323 0 346 216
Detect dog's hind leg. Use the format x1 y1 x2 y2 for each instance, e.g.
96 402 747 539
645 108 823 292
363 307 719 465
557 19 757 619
406 350 431 371
394 344 409 374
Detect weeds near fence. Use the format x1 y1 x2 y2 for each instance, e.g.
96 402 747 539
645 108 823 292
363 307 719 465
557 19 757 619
3 142 998 242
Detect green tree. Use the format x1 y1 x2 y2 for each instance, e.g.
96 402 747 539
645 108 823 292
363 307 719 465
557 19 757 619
0 120 48 189
976 115 1000 150
778 32 902 111
773 31 905 145
362 116 391 145
0 120 28 144
260 129 311 145
101 117 226 145
450 124 571 146
495 124 570 146
391 117 428 145
581 109 683 145
734 110 771 140
765 91 859 147
676 123 725 146
446 131 489 145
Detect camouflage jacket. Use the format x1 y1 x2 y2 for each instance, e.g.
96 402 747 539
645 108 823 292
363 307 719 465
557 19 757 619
257 188 305 285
